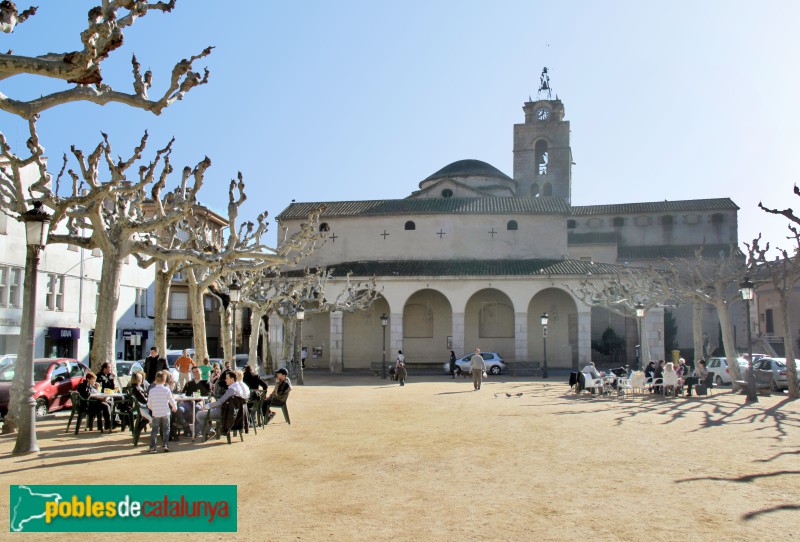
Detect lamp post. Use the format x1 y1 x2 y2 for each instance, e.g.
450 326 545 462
739 277 758 403
380 314 388 379
12 201 51 455
635 303 645 370
296 306 305 385
541 312 549 379
228 279 241 368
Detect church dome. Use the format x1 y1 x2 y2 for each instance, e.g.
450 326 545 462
422 159 512 184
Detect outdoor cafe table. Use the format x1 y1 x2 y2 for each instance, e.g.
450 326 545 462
173 394 207 440
89 392 126 432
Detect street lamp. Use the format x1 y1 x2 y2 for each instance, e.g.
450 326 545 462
635 303 645 370
380 314 388 379
13 201 51 455
296 306 305 385
739 277 758 403
228 279 241 366
541 312 549 379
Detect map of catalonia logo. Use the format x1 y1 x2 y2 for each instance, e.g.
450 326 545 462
9 485 237 532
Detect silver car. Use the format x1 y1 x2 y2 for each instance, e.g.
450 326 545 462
442 352 507 375
752 357 800 392
705 356 748 385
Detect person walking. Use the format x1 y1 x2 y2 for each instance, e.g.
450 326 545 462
470 349 486 391
449 350 457 378
144 346 167 389
395 350 407 386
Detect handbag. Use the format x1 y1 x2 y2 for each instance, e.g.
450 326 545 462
482 371 487 378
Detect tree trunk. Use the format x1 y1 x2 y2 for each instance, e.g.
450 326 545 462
90 249 124 373
218 303 232 362
153 267 172 356
261 319 271 374
187 281 208 365
780 296 799 398
715 294 743 384
248 307 264 371
693 302 704 364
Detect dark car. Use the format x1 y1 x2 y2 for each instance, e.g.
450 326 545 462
0 358 88 418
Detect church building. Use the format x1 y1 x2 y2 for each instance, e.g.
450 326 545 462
274 74 739 373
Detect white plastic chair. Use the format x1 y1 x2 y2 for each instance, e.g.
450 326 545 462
616 377 633 398
662 371 679 397
630 371 646 396
581 372 604 397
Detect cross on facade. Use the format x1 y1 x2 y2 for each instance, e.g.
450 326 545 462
328 233 338 243
436 229 446 238
380 230 390 239
488 228 497 238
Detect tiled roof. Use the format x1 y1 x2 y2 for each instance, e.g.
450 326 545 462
308 259 631 278
618 244 738 260
568 232 618 245
422 159 512 183
277 197 570 220
572 198 738 216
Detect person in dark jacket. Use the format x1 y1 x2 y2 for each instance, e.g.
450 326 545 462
144 346 168 387
76 372 112 431
264 368 292 423
96 361 118 392
243 365 268 400
449 351 457 378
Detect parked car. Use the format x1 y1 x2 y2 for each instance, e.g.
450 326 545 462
0 354 17 370
0 358 88 418
751 357 800 392
705 356 749 385
442 352 507 375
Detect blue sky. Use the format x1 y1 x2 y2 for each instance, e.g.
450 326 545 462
3 1 799 252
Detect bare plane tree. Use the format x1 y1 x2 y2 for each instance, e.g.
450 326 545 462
567 267 671 368
661 245 747 385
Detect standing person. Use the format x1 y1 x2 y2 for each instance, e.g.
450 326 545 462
301 347 308 369
144 346 167 389
449 350 457 379
470 349 486 391
198 357 212 380
395 350 407 386
146 371 177 453
174 349 195 388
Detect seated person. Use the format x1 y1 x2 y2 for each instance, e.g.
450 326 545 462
242 365 268 401
263 368 292 422
129 371 152 431
234 370 250 399
581 362 604 379
652 360 666 394
183 367 211 397
662 361 679 394
196 371 240 439
76 372 112 431
96 361 118 393
176 367 210 436
683 359 708 397
644 361 656 380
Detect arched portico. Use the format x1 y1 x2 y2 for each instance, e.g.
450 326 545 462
464 288 515 360
402 289 452 364
528 288 578 369
340 297 391 369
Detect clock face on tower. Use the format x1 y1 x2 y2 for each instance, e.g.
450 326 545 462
536 107 550 121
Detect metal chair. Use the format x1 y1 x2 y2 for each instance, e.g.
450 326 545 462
66 391 96 434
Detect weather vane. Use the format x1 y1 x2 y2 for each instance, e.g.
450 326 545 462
537 66 552 99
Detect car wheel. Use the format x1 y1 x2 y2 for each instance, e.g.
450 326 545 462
772 380 780 392
489 365 501 375
35 398 48 418
715 375 724 386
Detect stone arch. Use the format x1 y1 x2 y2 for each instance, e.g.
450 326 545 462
528 288 578 369
341 296 391 369
464 289 515 360
402 289 452 364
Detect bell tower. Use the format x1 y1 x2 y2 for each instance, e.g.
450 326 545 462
513 68 573 203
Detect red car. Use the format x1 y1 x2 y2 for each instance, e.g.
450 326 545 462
0 358 88 418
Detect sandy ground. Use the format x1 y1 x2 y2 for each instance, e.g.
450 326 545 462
1 371 799 541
